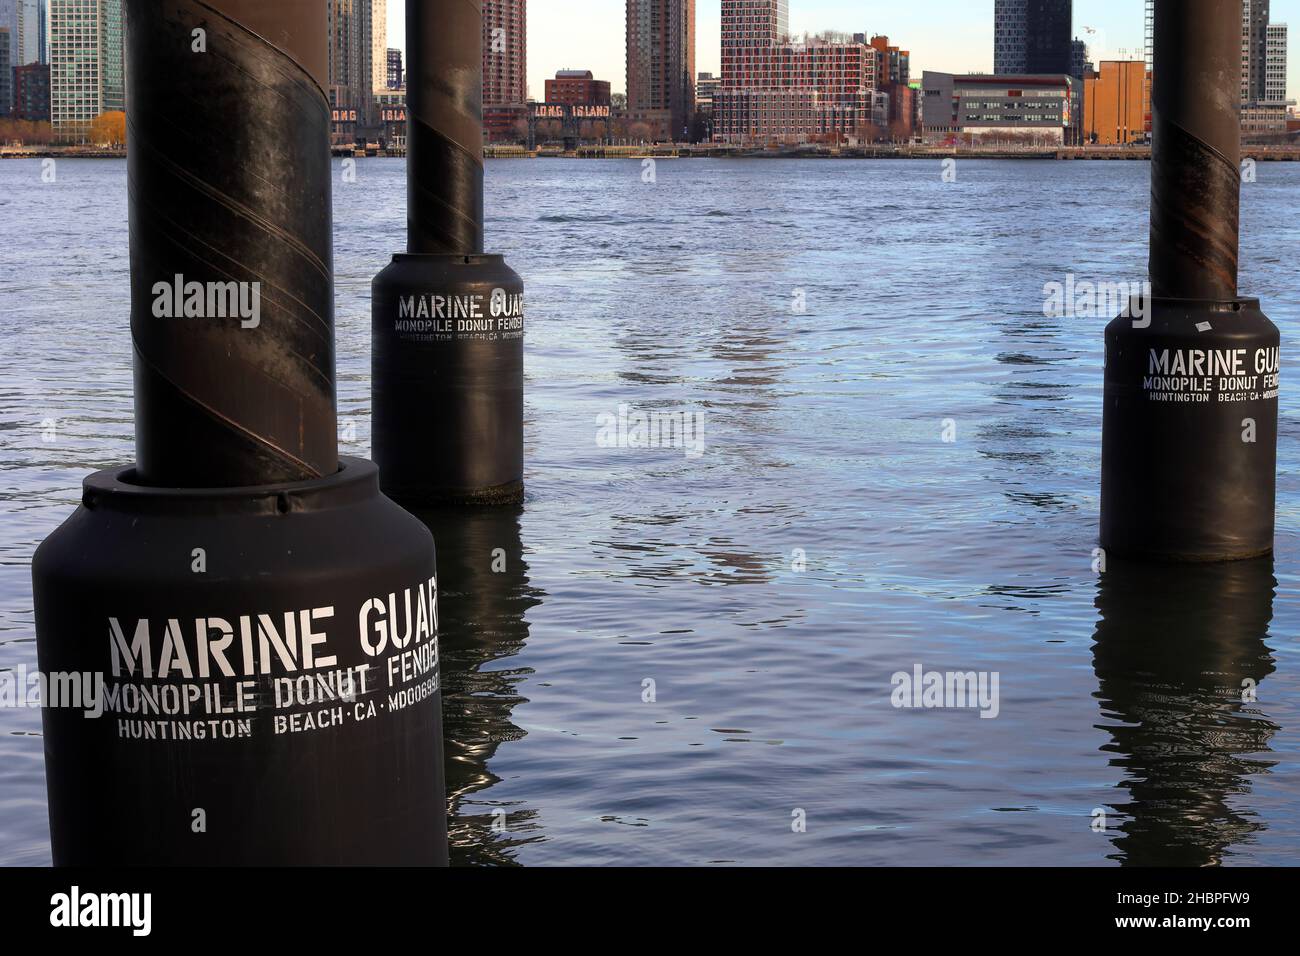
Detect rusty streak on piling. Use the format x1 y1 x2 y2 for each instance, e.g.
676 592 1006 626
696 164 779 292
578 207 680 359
1148 0 1242 300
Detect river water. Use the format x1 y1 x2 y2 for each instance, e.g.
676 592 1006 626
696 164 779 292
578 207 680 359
1 157 1298 866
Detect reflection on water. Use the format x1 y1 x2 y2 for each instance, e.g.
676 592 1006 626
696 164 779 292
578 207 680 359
1093 558 1279 866
414 506 544 867
4 158 1300 865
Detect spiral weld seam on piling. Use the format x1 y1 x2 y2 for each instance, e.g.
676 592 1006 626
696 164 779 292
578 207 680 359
406 0 486 255
1147 0 1241 301
128 0 339 488
1149 120 1240 300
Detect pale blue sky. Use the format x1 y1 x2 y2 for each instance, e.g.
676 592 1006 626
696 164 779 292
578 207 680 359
388 1 1299 101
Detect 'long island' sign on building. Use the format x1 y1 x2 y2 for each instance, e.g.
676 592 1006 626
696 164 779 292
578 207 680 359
531 103 612 121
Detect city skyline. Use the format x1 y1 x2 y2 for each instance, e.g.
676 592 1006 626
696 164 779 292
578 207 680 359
386 0 1300 101
22 1 1299 144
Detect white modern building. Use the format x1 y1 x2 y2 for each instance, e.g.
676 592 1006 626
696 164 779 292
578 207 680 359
1242 0 1288 104
1266 22 1288 104
49 0 124 142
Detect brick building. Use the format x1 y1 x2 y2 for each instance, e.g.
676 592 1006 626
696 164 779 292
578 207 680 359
12 60 50 120
716 1 886 144
866 34 914 139
1083 60 1146 145
545 69 611 107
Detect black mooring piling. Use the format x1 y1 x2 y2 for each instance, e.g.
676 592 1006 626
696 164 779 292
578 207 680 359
1099 0 1280 562
371 0 525 507
130 0 339 488
32 0 447 865
1147 2 1240 303
405 0 485 255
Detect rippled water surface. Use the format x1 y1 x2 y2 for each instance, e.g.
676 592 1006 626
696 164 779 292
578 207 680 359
2 157 1299 866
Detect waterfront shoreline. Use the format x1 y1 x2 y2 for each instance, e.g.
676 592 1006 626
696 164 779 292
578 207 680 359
7 145 1299 162
0 148 126 159
496 144 1298 161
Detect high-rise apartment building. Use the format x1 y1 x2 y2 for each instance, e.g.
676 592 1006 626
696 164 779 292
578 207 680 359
0 1 14 79
1265 21 1288 103
49 0 125 142
1 0 43 65
1143 0 1153 136
328 0 374 142
483 0 527 141
994 0 1027 73
17 0 47 64
1243 0 1270 101
995 0 1072 75
716 2 883 143
99 0 121 108
1025 0 1071 74
1238 0 1289 138
484 0 526 106
721 0 787 55
717 38 883 144
1069 37 1089 143
626 0 696 142
1241 0 1288 104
